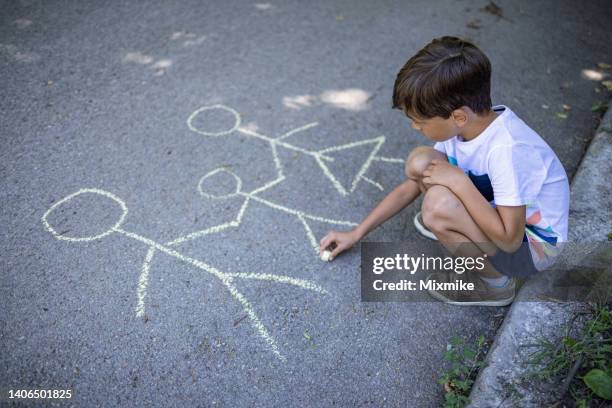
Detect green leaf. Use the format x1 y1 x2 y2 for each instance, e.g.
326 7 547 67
591 102 608 113
576 398 588 408
563 337 577 347
455 379 471 391
583 369 612 400
477 335 485 348
451 336 463 346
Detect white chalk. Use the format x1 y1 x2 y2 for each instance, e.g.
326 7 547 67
320 250 333 262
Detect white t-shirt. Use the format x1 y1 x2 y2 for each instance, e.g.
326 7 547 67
433 105 569 270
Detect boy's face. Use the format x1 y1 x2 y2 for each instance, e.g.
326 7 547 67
404 109 459 142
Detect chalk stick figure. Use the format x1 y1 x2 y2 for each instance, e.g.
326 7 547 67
132 167 357 328
186 104 404 196
42 188 327 360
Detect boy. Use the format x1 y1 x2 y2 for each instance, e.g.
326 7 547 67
319 36 569 306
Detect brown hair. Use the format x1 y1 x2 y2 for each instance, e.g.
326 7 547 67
392 36 492 119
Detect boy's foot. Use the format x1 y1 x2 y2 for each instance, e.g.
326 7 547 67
414 211 438 240
425 271 516 306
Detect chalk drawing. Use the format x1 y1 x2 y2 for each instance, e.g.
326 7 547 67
42 188 128 242
43 103 405 360
130 166 359 328
186 104 403 196
186 167 358 249
43 188 327 360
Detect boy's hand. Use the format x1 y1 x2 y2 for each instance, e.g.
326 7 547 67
319 229 361 261
422 159 467 190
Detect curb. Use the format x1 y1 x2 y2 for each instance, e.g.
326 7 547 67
467 107 612 407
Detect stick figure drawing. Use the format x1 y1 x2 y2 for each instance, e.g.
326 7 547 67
42 104 404 360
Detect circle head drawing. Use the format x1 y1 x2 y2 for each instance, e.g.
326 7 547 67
42 188 128 242
187 104 241 137
198 168 243 199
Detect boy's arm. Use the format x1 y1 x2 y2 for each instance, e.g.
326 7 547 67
451 178 526 253
354 178 421 239
319 178 421 259
423 159 525 253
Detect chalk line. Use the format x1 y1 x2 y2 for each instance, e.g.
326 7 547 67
197 168 243 200
115 227 323 360
276 122 318 141
136 246 156 317
314 136 386 196
361 176 384 191
224 272 327 294
222 276 285 360
296 213 319 253
244 193 357 227
313 155 348 196
166 197 250 246
248 175 285 196
188 105 241 137
350 136 384 193
271 143 284 176
41 188 128 242
238 125 335 161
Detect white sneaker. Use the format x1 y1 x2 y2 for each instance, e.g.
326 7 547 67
414 211 438 240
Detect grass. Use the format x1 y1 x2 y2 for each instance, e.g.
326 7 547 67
526 297 612 406
591 101 609 114
438 335 487 408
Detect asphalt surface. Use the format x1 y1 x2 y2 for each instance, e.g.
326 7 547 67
1 1 610 407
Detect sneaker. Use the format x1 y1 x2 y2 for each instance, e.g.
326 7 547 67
414 211 438 240
425 271 516 306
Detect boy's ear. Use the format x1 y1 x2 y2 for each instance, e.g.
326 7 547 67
451 108 469 127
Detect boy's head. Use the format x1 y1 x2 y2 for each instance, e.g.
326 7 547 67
392 36 492 141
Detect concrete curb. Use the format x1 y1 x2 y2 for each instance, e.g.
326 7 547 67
467 107 612 408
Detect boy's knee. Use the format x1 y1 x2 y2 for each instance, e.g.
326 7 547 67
405 146 445 180
421 185 460 231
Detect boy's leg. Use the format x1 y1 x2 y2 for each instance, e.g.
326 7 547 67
421 185 505 278
405 147 447 240
406 151 527 305
404 146 446 194
420 185 521 305
406 148 505 276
